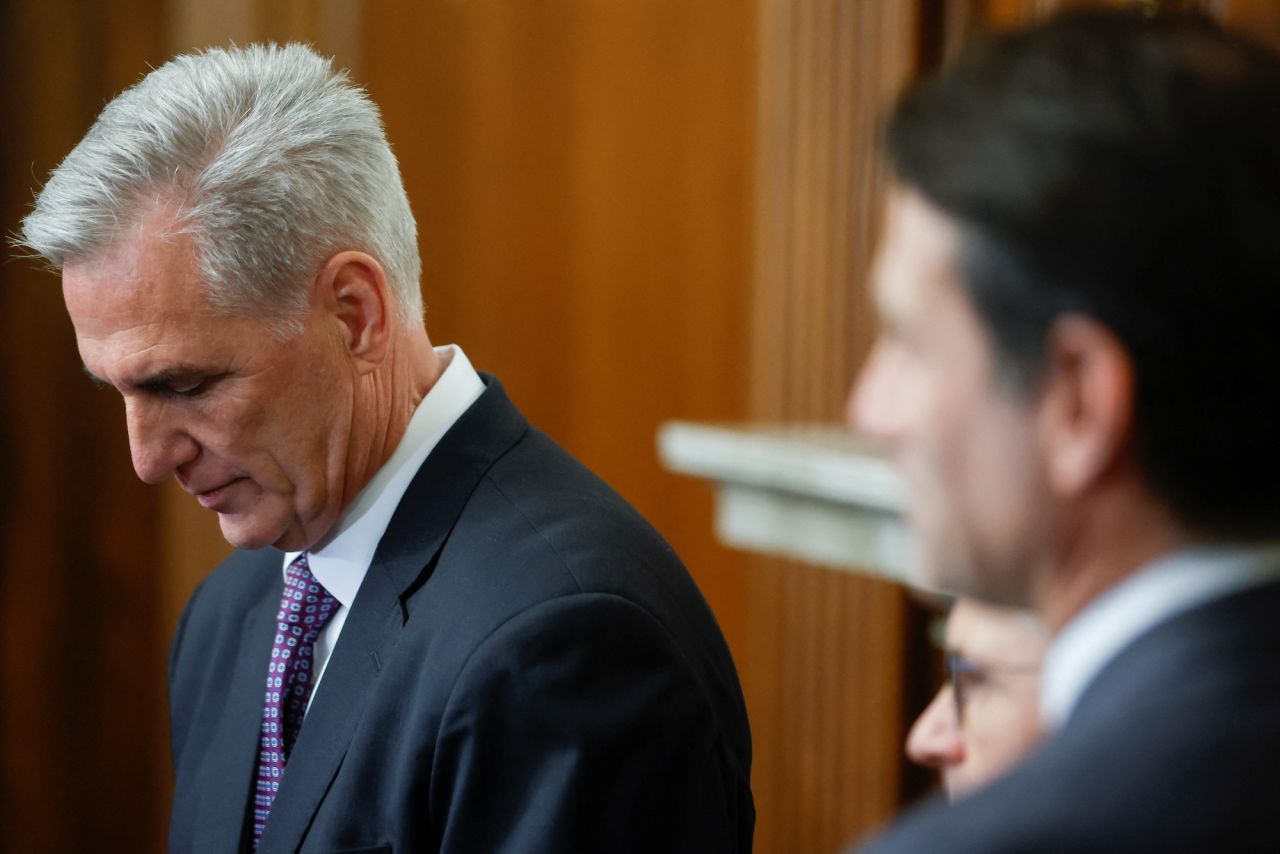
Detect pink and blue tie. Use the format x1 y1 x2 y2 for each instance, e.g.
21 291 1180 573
251 553 338 847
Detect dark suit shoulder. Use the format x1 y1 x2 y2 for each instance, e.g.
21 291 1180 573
473 428 739 672
484 428 672 542
416 426 753 798
430 591 748 853
425 427 737 679
478 428 694 597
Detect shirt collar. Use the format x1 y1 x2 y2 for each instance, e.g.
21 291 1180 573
282 344 485 607
1041 542 1280 731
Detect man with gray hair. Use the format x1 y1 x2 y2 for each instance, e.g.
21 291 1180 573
22 44 752 853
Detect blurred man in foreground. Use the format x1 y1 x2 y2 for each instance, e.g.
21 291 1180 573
21 43 752 852
850 8 1280 851
906 599 1046 800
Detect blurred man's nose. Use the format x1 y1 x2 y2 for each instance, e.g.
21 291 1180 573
125 398 199 484
847 339 905 444
906 685 965 770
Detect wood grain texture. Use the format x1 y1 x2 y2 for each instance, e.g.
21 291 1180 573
0 3 169 850
939 0 1280 45
749 2 919 849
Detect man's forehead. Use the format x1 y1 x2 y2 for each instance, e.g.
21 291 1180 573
60 221 245 386
63 223 210 321
872 186 965 323
946 600 1045 661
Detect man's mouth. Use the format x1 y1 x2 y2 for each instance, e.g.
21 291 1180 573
195 478 246 510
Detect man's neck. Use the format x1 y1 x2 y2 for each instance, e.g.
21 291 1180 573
1037 485 1190 634
334 326 442 534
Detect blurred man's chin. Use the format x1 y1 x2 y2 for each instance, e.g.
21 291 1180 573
907 564 947 596
913 549 1028 605
909 550 972 597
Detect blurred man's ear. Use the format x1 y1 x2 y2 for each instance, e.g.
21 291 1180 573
1036 314 1135 498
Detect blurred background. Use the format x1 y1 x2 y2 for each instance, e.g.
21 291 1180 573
2 1 1277 851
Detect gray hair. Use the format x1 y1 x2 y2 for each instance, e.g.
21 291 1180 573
18 42 423 328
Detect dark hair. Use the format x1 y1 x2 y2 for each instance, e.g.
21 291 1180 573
885 8 1280 541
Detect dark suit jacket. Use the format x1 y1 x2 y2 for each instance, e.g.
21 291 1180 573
860 577 1280 853
168 377 754 853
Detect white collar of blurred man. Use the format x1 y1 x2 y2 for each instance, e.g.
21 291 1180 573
909 546 1280 802
907 599 1047 799
1040 542 1280 730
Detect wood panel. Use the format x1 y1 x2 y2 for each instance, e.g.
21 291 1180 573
1190 0 1280 43
752 0 915 422
935 0 1280 52
749 1 920 850
0 3 169 851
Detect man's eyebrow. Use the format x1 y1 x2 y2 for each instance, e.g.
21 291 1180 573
134 367 209 392
83 364 206 391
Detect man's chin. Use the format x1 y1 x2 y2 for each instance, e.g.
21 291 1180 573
912 553 1034 607
216 513 289 552
905 547 960 596
908 550 983 600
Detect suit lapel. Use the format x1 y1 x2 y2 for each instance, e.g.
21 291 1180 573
256 376 529 852
193 576 279 854
374 374 531 595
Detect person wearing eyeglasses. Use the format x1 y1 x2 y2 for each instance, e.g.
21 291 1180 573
905 598 1047 800
850 7 1280 852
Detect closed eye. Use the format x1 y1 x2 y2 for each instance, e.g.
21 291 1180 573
167 377 206 395
142 373 224 399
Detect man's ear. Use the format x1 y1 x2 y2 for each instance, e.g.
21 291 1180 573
314 251 392 373
1037 314 1135 498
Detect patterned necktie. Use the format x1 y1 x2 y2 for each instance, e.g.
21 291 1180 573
251 552 339 848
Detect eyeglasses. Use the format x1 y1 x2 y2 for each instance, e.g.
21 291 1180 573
946 651 1039 724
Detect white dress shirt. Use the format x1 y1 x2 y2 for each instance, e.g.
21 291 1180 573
281 344 485 707
1041 542 1280 731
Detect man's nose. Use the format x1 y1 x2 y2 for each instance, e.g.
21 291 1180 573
125 398 199 484
906 685 965 770
846 339 905 444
